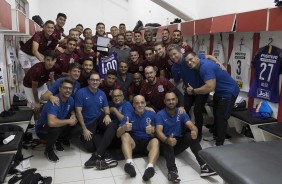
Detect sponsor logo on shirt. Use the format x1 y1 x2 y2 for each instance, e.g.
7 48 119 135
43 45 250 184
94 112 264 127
157 85 164 92
257 88 271 100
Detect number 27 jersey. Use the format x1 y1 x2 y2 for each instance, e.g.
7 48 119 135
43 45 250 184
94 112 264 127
248 45 282 103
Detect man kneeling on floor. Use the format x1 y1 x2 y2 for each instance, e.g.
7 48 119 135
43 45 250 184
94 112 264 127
36 78 82 162
156 91 216 183
117 95 159 181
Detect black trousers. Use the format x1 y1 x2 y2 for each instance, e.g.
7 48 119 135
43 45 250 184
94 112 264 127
37 124 82 152
160 133 204 171
213 95 237 146
184 94 209 141
80 114 118 156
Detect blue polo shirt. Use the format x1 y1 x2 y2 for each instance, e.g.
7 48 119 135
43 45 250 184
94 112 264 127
49 77 80 97
36 95 74 132
75 87 109 126
199 59 240 97
172 54 204 89
156 108 190 137
120 110 156 139
111 100 134 123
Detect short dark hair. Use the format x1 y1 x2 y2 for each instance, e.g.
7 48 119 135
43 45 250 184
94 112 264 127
84 38 93 43
144 47 154 53
167 44 181 53
44 50 57 60
96 22 105 28
173 29 181 34
44 20 55 26
67 37 77 43
76 24 83 28
119 23 125 27
162 28 170 34
134 31 141 35
60 78 74 87
56 13 67 20
69 62 82 71
106 69 117 76
185 51 197 58
153 41 164 48
125 31 132 34
110 26 118 29
117 34 125 38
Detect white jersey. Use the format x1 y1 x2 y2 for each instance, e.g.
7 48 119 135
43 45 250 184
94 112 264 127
198 44 208 55
229 45 251 92
212 43 225 64
6 46 16 88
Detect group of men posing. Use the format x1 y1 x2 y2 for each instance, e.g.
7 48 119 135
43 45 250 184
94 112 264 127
19 13 240 182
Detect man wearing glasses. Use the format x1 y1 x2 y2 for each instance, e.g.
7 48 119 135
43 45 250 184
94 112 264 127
75 72 117 169
36 78 81 162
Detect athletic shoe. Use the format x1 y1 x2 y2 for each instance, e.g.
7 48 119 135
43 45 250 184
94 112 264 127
44 150 59 162
96 157 118 170
84 153 100 168
124 163 136 177
200 163 217 177
62 140 70 147
142 167 155 181
168 170 181 183
55 141 64 151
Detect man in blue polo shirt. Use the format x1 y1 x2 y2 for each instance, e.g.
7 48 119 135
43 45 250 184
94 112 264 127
156 91 216 183
168 44 225 142
41 62 82 106
75 72 117 169
185 52 239 146
36 78 81 162
116 95 159 181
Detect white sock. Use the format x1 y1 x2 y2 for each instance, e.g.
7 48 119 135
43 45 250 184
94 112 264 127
126 159 133 164
146 163 154 168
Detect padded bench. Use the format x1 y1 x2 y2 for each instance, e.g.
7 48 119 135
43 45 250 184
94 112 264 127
12 100 27 107
199 141 282 184
230 109 277 141
0 154 14 183
258 123 282 141
0 110 34 132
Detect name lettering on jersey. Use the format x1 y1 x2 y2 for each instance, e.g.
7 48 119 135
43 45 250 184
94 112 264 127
260 54 278 64
257 88 271 100
157 85 164 92
99 96 103 103
235 52 246 59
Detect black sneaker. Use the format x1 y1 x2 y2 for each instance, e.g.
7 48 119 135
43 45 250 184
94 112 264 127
84 153 100 168
44 150 59 162
96 157 118 170
200 163 217 177
55 141 64 151
142 167 155 181
168 170 181 183
62 140 70 147
124 163 136 177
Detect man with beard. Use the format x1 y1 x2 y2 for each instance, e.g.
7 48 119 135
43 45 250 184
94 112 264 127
132 31 145 59
77 59 96 88
76 72 117 169
92 22 106 52
99 69 121 102
58 28 83 54
41 62 82 106
161 28 171 49
125 31 134 48
117 95 159 181
117 61 133 99
156 92 216 182
19 20 56 74
185 52 239 146
77 38 96 64
36 78 81 162
76 24 84 41
128 72 143 103
110 26 119 46
154 42 173 79
144 30 155 48
55 38 79 75
110 34 131 62
128 50 146 77
140 66 184 112
119 23 126 35
172 29 192 54
83 28 93 39
144 47 165 77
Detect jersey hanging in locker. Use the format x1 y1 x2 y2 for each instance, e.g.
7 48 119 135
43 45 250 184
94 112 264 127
98 52 119 79
248 45 282 103
229 45 251 92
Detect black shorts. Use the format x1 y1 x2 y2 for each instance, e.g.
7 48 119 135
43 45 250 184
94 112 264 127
132 138 152 155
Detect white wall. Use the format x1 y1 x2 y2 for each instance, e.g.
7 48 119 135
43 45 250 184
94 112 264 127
27 0 177 33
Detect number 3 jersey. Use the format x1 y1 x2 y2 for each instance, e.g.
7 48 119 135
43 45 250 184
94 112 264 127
98 52 119 79
248 45 282 103
229 45 251 92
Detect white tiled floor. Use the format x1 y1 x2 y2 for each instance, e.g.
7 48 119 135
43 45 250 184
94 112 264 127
4 127 253 184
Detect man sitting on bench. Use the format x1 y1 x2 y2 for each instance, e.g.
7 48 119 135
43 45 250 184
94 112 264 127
35 78 81 162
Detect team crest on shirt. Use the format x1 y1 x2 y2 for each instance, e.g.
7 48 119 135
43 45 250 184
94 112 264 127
139 66 144 71
146 118 152 125
99 96 103 103
118 107 123 112
158 85 164 92
176 114 180 122
70 58 74 63
67 105 70 111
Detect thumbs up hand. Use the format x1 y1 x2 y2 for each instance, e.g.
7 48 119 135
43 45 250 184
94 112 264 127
186 83 194 95
167 133 177 147
145 119 155 134
124 117 132 132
